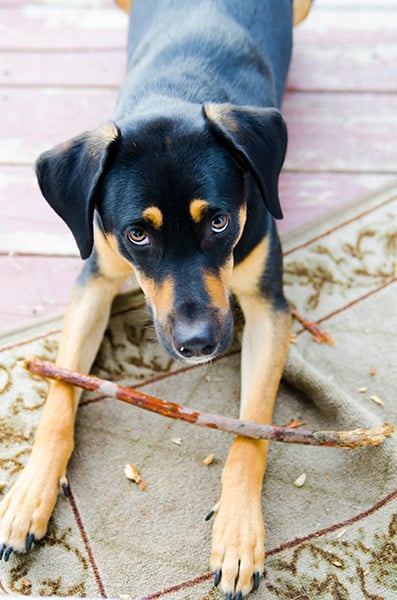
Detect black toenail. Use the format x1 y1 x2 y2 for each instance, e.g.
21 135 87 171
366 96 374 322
60 477 70 497
214 569 221 587
4 546 12 561
26 533 35 552
253 571 260 590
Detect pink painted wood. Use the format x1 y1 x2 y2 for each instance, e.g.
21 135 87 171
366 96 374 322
0 6 127 50
0 51 126 87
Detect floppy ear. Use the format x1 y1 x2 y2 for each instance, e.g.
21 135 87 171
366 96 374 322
203 104 287 219
35 122 119 259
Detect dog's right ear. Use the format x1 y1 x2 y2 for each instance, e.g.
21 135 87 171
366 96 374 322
203 104 287 220
35 122 119 259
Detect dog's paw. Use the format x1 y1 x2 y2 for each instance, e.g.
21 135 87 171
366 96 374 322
0 461 62 561
210 496 265 598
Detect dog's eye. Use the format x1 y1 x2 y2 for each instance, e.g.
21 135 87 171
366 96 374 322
210 214 229 234
127 227 150 246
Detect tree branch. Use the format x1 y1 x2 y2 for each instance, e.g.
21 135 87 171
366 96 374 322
23 358 394 449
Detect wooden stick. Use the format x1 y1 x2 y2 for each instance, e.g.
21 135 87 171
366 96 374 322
291 308 336 346
23 358 394 449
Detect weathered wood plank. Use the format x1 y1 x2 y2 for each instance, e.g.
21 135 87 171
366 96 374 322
294 8 396 44
0 6 128 50
0 165 78 256
0 254 80 334
0 166 60 229
0 87 117 164
0 1 115 6
0 50 126 87
288 44 397 93
319 0 396 9
3 43 396 93
278 172 397 235
2 5 393 51
283 92 397 173
0 164 78 255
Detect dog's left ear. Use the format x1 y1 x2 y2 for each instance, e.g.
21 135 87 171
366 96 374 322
36 122 119 259
203 104 287 219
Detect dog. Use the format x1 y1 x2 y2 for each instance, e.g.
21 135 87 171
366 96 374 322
0 0 312 597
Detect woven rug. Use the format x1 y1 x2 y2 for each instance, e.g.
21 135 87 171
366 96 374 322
0 184 396 599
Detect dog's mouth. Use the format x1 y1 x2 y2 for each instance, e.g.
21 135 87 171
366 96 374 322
173 353 216 366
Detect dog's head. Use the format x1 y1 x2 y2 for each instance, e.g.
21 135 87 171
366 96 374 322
36 104 287 363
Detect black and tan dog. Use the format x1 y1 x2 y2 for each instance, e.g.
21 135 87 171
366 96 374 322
0 0 312 597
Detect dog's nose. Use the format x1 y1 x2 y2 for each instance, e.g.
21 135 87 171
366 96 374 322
173 319 218 359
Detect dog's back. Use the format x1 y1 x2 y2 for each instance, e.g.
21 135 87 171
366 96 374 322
115 0 293 121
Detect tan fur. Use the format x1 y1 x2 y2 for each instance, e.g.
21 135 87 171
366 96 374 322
211 295 291 595
231 237 269 296
189 198 209 224
203 259 233 314
293 0 312 25
142 206 164 230
95 228 133 280
134 272 174 326
115 0 132 13
235 204 247 246
203 104 240 132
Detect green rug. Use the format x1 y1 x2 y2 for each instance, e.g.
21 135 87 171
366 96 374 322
0 184 396 599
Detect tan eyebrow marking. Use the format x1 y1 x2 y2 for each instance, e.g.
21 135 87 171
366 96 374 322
142 206 163 230
189 199 209 224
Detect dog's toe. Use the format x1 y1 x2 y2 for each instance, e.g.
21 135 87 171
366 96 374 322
0 462 62 560
210 496 265 598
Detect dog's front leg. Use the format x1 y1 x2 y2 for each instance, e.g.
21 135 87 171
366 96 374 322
0 230 132 560
211 287 291 598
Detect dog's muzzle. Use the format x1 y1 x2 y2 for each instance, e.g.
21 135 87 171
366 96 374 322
154 310 234 365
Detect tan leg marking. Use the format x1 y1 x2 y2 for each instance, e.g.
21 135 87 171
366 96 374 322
0 225 132 554
211 239 291 597
293 0 312 25
115 0 132 13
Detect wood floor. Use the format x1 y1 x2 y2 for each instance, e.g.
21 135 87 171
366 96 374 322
1 0 396 334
